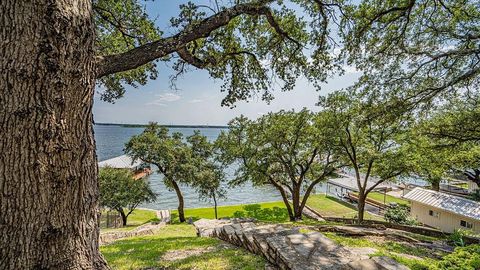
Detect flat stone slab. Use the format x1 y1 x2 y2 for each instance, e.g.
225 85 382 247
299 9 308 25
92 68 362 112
193 219 408 270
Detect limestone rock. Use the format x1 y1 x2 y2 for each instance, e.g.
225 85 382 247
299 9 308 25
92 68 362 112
192 219 409 270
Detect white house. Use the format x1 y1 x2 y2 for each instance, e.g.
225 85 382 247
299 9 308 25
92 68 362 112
403 187 480 233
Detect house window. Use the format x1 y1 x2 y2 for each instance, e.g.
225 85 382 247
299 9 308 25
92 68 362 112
428 210 440 218
460 220 473 229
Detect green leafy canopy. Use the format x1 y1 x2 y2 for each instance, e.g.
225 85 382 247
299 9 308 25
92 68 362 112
94 0 345 107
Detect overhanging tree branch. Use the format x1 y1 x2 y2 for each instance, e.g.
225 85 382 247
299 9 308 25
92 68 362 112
96 0 305 77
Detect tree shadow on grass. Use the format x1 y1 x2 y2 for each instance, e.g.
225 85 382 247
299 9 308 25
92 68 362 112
232 204 289 222
101 231 265 269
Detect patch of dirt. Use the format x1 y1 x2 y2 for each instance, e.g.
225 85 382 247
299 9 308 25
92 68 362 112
161 247 216 261
160 242 236 261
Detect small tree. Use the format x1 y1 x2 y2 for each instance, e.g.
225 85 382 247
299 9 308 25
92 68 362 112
416 99 480 190
99 167 156 226
403 134 451 191
321 91 411 223
187 131 226 219
195 168 226 219
217 109 340 221
125 123 195 223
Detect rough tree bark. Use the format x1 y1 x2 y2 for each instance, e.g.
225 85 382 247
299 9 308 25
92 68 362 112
357 193 366 223
0 0 108 269
431 178 441 191
170 180 186 222
213 194 218 219
118 209 128 226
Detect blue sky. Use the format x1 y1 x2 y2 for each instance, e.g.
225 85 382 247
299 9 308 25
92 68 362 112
93 1 360 125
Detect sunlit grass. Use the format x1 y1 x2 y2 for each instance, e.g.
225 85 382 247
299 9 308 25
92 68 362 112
171 201 291 223
100 209 157 232
100 224 265 270
360 192 409 206
323 232 442 270
306 194 383 220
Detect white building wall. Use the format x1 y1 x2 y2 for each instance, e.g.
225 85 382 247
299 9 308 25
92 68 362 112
410 202 480 233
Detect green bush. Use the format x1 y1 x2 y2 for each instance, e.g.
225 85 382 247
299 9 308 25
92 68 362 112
448 229 468 247
384 204 416 225
431 244 480 270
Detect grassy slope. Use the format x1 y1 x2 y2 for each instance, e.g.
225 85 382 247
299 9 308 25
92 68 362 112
323 232 441 270
363 192 409 205
101 209 158 232
306 194 383 220
171 201 291 223
101 224 265 270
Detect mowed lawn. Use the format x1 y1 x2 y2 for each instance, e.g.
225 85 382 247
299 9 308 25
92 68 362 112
100 209 158 232
361 192 409 206
171 201 291 223
100 224 265 270
306 194 383 220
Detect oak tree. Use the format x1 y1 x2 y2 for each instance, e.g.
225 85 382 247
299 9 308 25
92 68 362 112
125 124 194 223
217 109 340 221
187 131 226 219
1 0 342 268
341 0 480 110
99 167 156 226
320 91 411 222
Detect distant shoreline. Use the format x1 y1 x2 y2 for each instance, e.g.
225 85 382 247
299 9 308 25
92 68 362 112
94 122 228 129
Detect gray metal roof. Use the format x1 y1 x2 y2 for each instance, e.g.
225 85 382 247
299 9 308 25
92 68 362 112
327 175 393 192
404 187 480 221
98 155 142 169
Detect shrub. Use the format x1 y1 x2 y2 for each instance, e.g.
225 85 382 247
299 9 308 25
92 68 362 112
384 204 416 225
431 244 480 270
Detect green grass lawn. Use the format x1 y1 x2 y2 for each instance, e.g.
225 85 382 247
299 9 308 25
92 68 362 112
362 192 409 206
171 201 291 223
100 224 265 270
101 209 157 232
306 194 383 220
323 232 443 270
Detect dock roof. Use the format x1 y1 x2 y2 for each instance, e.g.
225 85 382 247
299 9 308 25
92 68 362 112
327 175 393 192
404 187 480 221
98 155 142 169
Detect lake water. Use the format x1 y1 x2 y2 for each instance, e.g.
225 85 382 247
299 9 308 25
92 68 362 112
94 124 287 210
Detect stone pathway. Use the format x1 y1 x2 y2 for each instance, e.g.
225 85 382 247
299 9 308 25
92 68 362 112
194 219 410 270
156 209 171 223
100 209 170 245
99 222 165 245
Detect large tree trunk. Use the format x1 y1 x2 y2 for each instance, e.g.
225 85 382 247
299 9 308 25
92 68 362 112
292 185 303 221
213 194 218 219
431 179 441 191
0 1 108 269
270 180 295 221
170 180 186 222
118 209 128 226
357 193 366 223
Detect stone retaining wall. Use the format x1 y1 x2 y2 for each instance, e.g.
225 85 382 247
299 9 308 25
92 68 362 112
99 222 165 245
194 218 409 270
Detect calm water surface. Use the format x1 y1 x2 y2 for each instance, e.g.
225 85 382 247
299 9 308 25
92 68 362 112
94 124 286 210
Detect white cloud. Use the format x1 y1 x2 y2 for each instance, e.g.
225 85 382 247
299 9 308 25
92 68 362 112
188 99 203 103
146 92 181 106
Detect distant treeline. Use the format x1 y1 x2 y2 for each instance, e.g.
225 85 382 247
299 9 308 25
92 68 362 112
95 122 228 129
